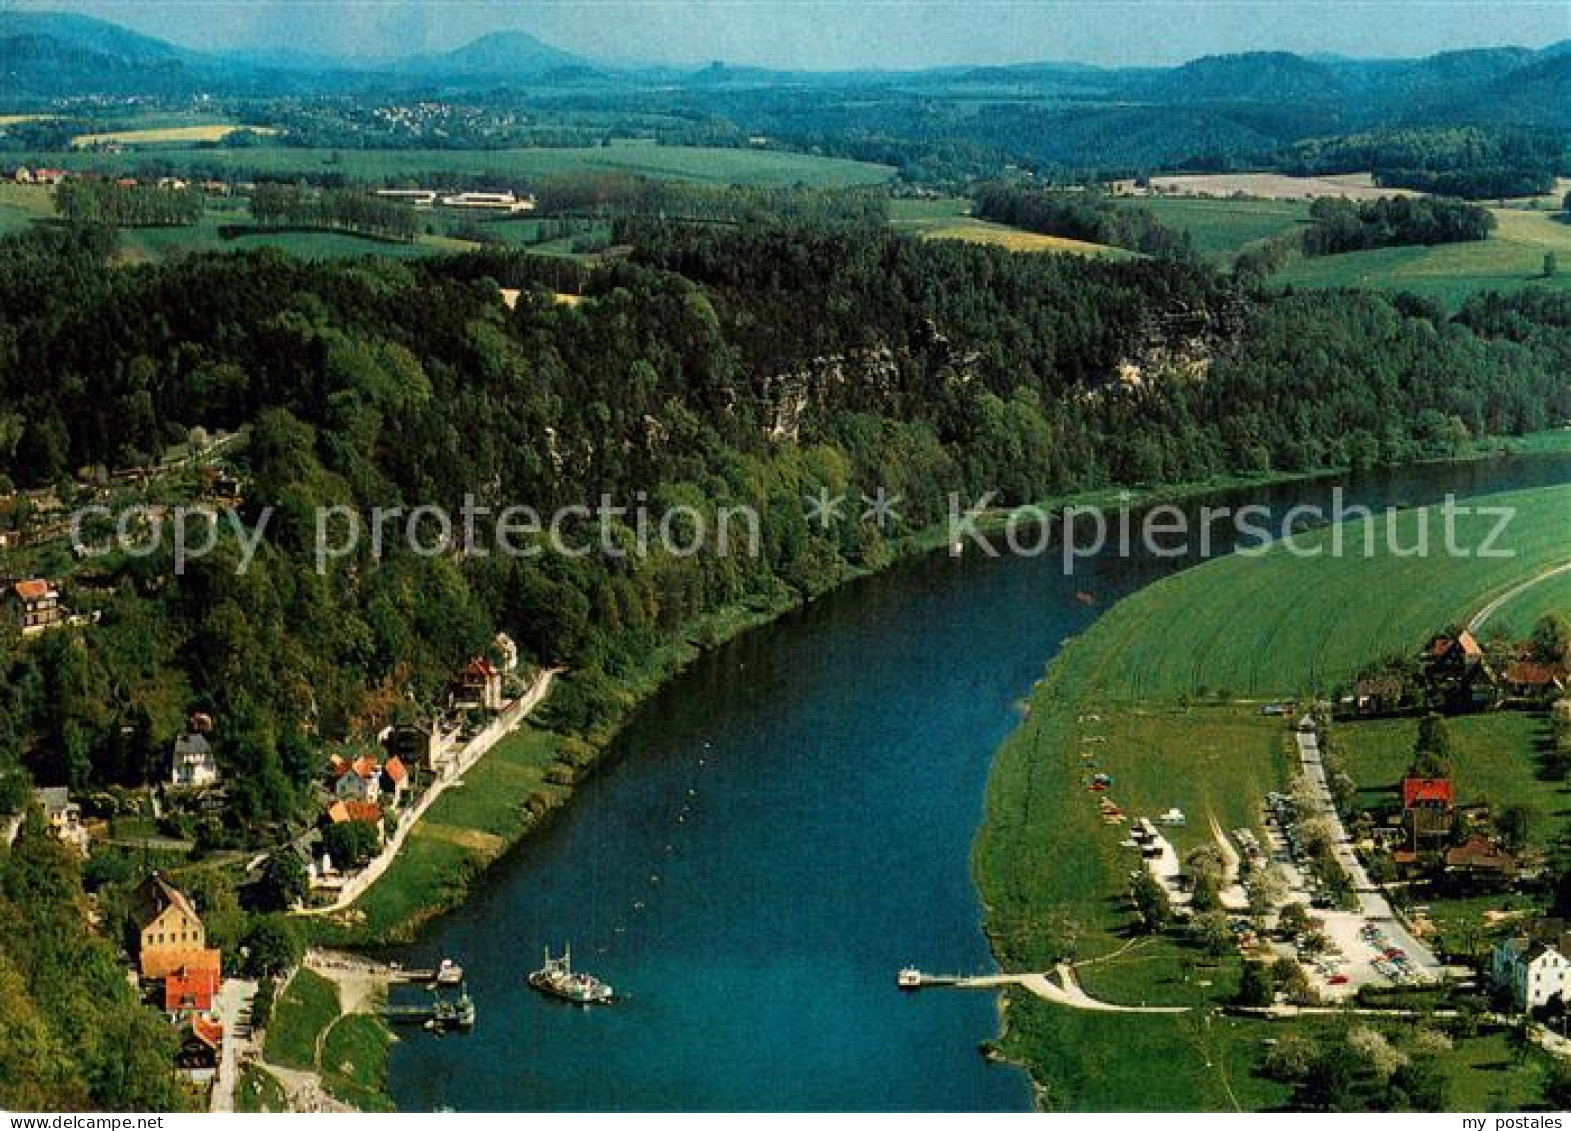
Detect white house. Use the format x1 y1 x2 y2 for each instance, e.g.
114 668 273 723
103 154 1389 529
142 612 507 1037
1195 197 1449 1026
1492 936 1570 1010
34 787 90 856
170 732 219 788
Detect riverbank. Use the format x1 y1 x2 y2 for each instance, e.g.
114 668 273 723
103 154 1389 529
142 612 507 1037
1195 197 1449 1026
974 478 1571 1110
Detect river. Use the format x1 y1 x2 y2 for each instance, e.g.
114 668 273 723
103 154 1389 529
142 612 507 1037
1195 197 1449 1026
388 452 1571 1112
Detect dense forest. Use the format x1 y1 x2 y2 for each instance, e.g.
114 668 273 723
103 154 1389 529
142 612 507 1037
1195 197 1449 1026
1300 195 1496 256
970 184 1196 259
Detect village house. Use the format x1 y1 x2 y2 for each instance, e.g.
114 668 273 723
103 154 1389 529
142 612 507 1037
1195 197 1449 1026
170 719 219 788
5 578 64 636
164 963 222 1017
333 754 383 803
382 756 410 802
1500 657 1568 700
1492 935 1569 1011
1401 775 1455 849
385 719 452 775
176 1015 224 1074
1443 835 1518 884
33 786 91 856
456 656 505 713
130 874 222 983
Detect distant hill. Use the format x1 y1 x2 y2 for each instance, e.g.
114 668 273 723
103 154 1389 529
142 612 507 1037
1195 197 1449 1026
389 30 590 79
0 10 202 94
1145 51 1346 102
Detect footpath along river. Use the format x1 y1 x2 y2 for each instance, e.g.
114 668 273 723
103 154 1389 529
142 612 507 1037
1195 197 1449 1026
389 452 1571 1111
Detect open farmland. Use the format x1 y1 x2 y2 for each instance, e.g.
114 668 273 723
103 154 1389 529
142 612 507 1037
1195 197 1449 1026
0 183 56 234
71 123 278 147
1271 208 1571 308
10 140 894 187
889 196 1129 257
1137 172 1420 201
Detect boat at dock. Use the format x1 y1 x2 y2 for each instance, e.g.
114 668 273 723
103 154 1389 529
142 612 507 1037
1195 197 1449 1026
528 945 613 1005
898 967 923 990
434 958 465 986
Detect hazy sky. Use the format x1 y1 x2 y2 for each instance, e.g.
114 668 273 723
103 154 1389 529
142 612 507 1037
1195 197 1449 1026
14 0 1571 68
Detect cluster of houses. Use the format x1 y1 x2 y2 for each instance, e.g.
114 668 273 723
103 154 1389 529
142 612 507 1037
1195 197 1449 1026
8 166 239 196
131 874 228 1074
1352 629 1569 716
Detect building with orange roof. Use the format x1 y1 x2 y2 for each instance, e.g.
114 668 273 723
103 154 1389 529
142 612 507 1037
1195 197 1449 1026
164 962 222 1016
131 874 222 981
5 577 63 636
333 754 382 803
177 1015 225 1071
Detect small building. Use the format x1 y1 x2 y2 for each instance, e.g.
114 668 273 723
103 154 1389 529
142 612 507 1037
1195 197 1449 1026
1401 776 1455 847
33 786 90 856
333 755 382 803
386 720 450 775
170 731 219 789
1492 936 1569 1011
1501 659 1567 699
131 874 221 982
12 167 32 184
1353 678 1405 714
493 632 520 675
1427 630 1484 670
32 168 67 186
382 756 410 800
1443 835 1517 881
456 657 504 713
176 1015 224 1072
325 798 384 829
6 578 64 636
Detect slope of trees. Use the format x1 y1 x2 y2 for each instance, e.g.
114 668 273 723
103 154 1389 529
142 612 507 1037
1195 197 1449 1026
1280 126 1562 200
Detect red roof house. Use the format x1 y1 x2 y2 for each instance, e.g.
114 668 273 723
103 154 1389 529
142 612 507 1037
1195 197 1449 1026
164 964 222 1014
1401 777 1456 809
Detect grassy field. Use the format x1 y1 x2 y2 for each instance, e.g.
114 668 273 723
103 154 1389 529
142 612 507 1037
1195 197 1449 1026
1115 196 1310 263
0 183 55 235
9 139 893 188
319 1013 396 1112
889 197 1129 257
114 211 471 264
71 124 278 148
263 969 341 1072
236 1064 291 1113
976 481 1571 1109
315 725 565 944
1272 209 1571 308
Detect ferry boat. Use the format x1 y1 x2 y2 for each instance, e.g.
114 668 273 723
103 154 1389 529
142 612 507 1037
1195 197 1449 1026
528 945 614 1005
897 966 923 990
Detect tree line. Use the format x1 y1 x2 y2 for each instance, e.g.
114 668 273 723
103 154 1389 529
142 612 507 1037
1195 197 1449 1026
247 182 420 241
54 178 204 228
1301 195 1495 257
970 183 1196 259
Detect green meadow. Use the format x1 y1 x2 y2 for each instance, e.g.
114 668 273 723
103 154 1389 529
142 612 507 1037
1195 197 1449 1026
1116 195 1310 263
1272 209 1571 308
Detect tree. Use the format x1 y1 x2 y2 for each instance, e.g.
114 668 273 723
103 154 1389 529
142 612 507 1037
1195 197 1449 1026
1411 713 1454 777
243 915 303 978
1189 910 1233 956
1496 803 1535 853
1545 251 1559 279
1236 961 1274 1007
255 850 308 912
1546 1059 1571 1110
1278 902 1311 937
322 820 381 870
1129 870 1172 932
1348 1025 1409 1083
1531 612 1571 664
1299 1041 1359 1111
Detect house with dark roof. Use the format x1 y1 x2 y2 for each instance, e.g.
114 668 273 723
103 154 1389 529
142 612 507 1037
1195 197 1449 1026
177 1015 224 1072
1443 835 1518 882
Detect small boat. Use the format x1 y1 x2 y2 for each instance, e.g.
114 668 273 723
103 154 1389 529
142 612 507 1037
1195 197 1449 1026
897 967 923 990
434 958 465 986
529 945 613 1005
1075 590 1097 605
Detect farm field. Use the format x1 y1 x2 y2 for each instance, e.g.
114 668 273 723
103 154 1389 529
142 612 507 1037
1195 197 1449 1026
1480 565 1571 631
112 209 474 264
1113 195 1310 262
889 196 1129 257
1272 209 1571 308
1138 172 1419 201
6 140 894 188
71 123 278 147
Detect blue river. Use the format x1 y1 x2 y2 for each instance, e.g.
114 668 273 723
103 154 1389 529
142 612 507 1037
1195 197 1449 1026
389 452 1571 1111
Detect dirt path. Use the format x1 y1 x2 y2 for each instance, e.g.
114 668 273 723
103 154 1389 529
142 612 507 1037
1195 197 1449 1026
955 966 1189 1014
1468 559 1571 633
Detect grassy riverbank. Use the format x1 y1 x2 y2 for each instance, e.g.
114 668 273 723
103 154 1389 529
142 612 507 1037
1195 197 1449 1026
976 480 1571 1110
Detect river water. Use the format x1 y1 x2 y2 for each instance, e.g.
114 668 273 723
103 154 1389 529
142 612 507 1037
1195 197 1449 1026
389 452 1571 1112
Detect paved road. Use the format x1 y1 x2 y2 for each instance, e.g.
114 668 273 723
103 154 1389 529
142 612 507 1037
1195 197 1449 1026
209 976 259 1113
1294 727 1441 979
